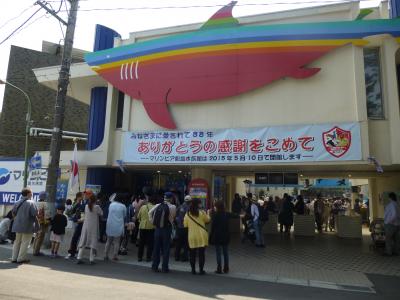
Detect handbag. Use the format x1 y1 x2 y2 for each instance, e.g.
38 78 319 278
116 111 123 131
188 213 208 233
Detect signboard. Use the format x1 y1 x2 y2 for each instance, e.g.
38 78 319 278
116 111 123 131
188 179 209 209
56 180 69 202
313 178 351 189
0 160 47 205
255 173 298 185
123 123 361 164
85 184 102 196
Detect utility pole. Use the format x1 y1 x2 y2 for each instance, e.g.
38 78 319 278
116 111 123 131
42 0 80 215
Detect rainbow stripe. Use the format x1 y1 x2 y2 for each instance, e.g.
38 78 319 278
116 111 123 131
201 1 239 29
86 18 400 72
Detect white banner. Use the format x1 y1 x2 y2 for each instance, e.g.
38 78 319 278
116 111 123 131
0 160 47 205
122 123 362 164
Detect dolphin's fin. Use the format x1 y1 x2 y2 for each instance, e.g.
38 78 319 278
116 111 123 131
289 67 320 79
201 1 239 30
142 100 177 129
356 8 373 20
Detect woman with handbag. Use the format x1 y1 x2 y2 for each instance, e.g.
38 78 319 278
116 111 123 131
184 199 210 275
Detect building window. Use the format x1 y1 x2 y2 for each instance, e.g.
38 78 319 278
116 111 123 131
364 48 384 119
116 91 124 129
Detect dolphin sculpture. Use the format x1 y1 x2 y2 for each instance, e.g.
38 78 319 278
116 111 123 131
85 1 400 129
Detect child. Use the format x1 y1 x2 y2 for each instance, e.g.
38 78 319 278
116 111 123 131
50 206 68 258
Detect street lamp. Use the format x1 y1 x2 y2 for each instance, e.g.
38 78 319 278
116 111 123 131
0 79 32 188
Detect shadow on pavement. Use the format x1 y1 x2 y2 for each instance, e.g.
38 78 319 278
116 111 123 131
1 247 399 300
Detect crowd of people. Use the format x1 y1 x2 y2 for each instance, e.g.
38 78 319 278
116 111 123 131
231 192 370 244
0 186 398 272
0 187 232 275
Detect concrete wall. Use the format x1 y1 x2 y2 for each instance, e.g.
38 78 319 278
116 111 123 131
368 174 400 219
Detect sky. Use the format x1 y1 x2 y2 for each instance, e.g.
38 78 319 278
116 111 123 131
0 0 382 110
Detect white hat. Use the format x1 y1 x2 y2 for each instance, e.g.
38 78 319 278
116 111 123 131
184 195 192 202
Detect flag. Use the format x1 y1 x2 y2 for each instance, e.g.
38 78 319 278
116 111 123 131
116 159 126 173
29 152 42 171
68 143 80 192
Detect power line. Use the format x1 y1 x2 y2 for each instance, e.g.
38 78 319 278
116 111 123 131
9 12 48 43
0 4 35 30
61 0 375 12
0 7 42 46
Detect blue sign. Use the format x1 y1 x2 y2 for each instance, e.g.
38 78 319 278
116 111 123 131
0 168 11 185
56 180 69 201
0 192 41 205
29 154 42 171
313 178 350 188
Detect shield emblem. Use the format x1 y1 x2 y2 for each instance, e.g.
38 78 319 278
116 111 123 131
322 126 351 158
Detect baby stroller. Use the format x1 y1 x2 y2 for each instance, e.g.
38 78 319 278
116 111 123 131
241 219 256 244
369 218 385 251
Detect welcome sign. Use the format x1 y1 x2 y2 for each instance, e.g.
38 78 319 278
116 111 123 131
122 123 362 165
0 160 47 205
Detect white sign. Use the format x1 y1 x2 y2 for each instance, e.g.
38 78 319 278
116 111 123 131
0 160 47 205
122 123 361 164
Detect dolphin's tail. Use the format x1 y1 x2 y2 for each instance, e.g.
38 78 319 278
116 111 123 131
142 100 176 129
289 67 321 79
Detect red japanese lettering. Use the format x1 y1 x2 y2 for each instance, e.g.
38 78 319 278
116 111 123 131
249 139 264 153
176 141 188 154
281 137 297 152
233 139 248 153
150 141 160 154
265 138 279 152
190 140 202 154
298 136 314 151
138 141 150 154
161 141 175 154
218 140 232 153
203 141 217 154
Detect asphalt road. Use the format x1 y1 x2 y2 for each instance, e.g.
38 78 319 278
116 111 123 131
0 247 399 300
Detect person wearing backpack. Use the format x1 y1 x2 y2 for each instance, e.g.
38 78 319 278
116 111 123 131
184 199 211 275
148 191 176 273
33 191 51 256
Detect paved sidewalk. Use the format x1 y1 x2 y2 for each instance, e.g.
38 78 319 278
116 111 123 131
2 227 399 293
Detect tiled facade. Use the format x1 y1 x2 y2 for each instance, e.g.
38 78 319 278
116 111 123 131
0 45 88 157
